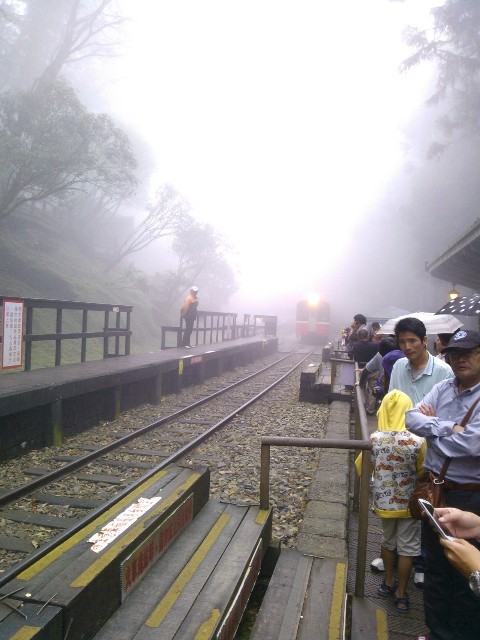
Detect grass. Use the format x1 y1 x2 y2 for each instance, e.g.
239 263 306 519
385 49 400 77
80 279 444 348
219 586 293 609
0 216 176 369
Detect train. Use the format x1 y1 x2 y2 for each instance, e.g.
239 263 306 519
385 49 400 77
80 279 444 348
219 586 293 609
295 296 330 343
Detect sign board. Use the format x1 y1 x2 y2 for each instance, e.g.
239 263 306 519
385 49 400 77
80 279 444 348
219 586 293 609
121 494 194 600
1 299 24 370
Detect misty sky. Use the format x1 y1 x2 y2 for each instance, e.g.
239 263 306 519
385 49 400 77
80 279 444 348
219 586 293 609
102 0 438 310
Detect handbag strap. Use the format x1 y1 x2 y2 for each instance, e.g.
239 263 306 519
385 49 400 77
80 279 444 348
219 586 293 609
459 396 480 427
437 396 480 481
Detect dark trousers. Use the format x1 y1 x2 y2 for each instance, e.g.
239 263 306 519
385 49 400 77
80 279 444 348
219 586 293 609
423 489 480 640
182 317 195 346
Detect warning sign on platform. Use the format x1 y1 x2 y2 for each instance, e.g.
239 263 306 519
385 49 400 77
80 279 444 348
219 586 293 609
2 299 24 370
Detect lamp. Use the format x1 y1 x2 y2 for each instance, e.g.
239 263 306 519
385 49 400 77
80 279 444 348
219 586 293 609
448 286 460 301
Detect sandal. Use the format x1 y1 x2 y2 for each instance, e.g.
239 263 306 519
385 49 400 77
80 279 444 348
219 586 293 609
377 580 398 597
394 593 410 613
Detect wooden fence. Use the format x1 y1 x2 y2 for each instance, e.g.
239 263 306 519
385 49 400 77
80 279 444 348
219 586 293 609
0 296 132 371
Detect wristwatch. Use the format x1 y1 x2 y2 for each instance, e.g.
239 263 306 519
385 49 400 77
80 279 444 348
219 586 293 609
469 571 480 597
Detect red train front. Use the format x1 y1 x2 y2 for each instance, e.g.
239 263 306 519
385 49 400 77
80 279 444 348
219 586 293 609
295 296 330 343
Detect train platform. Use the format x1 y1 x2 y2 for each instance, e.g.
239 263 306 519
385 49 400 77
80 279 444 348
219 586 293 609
0 335 278 460
0 348 430 638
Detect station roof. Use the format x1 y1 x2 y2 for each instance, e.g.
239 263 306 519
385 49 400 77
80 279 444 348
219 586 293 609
426 218 480 293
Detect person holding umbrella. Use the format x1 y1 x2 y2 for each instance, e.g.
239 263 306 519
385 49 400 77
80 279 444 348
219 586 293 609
389 317 453 405
434 333 453 362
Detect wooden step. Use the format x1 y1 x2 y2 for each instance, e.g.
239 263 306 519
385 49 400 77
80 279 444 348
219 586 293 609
0 464 210 640
299 362 329 403
0 598 62 640
93 501 272 640
250 548 347 640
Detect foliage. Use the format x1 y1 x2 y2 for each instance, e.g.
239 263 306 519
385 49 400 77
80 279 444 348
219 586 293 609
402 0 480 153
0 218 170 356
0 79 137 221
0 0 239 329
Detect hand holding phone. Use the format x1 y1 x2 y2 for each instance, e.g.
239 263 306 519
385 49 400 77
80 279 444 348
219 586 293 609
418 499 455 541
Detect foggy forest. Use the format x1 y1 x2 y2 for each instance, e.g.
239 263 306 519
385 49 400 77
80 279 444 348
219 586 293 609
1 0 480 351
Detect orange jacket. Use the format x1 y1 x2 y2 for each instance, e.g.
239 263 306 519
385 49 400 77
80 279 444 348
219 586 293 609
181 293 198 319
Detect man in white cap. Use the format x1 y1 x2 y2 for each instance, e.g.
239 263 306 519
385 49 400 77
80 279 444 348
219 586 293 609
181 286 199 348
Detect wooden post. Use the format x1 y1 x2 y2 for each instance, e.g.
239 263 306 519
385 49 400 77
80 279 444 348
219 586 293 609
81 309 88 362
260 443 270 510
50 399 64 446
152 372 162 405
110 385 122 420
55 308 62 366
25 306 33 371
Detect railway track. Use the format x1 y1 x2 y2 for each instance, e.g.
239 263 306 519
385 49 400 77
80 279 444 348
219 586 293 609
0 346 324 586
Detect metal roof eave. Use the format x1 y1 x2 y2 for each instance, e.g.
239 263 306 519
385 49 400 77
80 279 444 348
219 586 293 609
426 218 480 292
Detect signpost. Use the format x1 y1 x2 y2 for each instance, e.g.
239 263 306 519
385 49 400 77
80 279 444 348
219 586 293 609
1 298 24 370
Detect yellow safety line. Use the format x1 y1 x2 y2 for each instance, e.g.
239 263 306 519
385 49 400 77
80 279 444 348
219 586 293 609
8 627 41 640
376 608 389 640
18 468 181 580
328 562 346 640
146 512 231 628
194 609 221 640
72 475 200 587
255 509 270 525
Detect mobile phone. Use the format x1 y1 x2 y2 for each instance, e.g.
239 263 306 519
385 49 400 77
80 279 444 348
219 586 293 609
418 499 455 541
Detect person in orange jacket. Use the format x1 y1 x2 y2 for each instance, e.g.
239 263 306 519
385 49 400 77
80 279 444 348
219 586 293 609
181 286 199 348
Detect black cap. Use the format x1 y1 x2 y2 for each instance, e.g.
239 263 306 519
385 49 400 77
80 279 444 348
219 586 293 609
443 330 480 353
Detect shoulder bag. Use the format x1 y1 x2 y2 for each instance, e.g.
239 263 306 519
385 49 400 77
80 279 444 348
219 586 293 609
408 396 480 520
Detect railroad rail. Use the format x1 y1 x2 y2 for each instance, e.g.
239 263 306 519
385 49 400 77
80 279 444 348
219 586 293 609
0 348 312 584
0 345 427 639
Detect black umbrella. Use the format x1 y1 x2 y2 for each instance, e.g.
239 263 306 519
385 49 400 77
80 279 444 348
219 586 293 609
436 294 480 316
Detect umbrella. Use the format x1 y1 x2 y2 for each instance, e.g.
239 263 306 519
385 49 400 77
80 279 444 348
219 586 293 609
379 312 463 335
436 294 480 317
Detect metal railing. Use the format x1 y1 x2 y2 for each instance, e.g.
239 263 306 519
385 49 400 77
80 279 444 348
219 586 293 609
161 312 277 349
259 367 372 597
0 296 132 371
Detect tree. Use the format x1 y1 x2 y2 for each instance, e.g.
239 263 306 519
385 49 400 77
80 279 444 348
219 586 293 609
0 79 137 221
402 0 480 154
157 221 238 312
108 184 191 268
0 0 124 92
33 0 126 92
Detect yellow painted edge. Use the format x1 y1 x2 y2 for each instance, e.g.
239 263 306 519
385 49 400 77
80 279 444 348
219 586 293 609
72 474 200 587
18 468 176 581
9 627 41 640
146 512 231 628
255 508 270 525
376 607 389 640
328 562 346 640
194 609 221 640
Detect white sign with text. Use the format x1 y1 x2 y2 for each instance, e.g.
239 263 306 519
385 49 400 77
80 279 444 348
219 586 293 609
2 299 24 369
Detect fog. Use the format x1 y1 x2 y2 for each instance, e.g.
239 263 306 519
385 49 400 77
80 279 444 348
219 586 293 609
3 0 480 333
100 0 478 324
